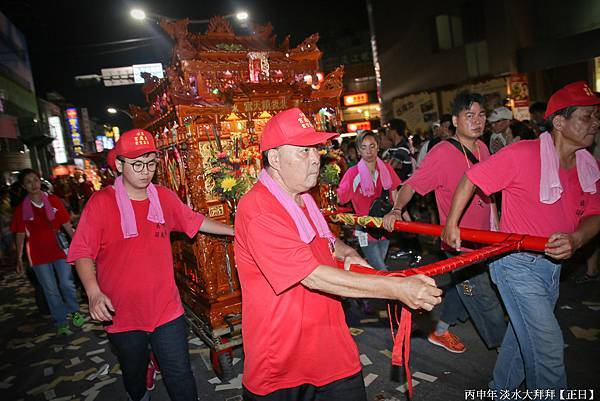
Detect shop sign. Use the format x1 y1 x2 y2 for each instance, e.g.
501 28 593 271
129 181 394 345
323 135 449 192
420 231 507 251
508 73 531 121
133 63 164 83
343 93 369 106
234 98 288 113
49 116 68 163
347 121 371 132
66 108 82 155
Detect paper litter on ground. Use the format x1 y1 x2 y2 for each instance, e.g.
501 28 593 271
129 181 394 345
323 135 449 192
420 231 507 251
363 373 378 387
413 371 437 382
569 326 600 341
379 349 393 359
349 327 364 336
89 356 104 364
396 379 420 393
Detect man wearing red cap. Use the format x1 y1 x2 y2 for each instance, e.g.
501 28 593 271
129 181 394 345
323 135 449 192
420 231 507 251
68 129 234 401
234 108 442 400
442 81 600 395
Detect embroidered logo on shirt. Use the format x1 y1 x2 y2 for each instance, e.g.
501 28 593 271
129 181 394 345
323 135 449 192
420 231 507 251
154 223 167 238
575 199 586 217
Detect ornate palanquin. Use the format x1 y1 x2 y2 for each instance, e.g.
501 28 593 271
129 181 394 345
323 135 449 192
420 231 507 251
131 16 343 367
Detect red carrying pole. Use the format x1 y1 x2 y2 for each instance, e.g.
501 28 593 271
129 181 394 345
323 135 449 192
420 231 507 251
327 213 548 252
336 241 520 277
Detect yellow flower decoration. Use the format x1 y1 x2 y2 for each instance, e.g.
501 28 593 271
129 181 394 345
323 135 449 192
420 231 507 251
220 177 237 192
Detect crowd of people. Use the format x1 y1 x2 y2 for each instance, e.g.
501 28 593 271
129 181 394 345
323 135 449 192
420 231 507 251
1 81 598 401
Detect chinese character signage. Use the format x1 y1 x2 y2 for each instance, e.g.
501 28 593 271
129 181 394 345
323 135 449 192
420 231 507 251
347 121 371 132
49 116 68 163
66 108 82 155
236 98 287 113
343 93 369 106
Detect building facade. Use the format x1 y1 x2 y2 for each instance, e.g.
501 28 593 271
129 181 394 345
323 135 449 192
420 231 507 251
371 0 600 128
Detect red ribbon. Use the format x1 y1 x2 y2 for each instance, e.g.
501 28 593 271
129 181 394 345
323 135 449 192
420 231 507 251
389 304 414 398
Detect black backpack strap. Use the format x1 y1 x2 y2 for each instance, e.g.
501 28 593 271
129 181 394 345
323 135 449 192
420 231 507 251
446 138 479 165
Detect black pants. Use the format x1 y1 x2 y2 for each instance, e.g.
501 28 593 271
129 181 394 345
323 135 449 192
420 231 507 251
243 371 367 401
108 315 198 401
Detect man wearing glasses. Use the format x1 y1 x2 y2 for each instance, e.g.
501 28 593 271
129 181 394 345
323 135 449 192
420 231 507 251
68 129 234 401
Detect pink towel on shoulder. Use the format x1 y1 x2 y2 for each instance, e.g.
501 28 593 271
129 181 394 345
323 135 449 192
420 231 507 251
258 169 335 246
357 158 393 197
22 192 55 221
539 132 599 204
114 175 165 238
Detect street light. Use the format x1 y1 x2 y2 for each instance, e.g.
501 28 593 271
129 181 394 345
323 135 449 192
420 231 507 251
130 9 147 21
129 8 249 24
107 107 132 119
236 11 249 21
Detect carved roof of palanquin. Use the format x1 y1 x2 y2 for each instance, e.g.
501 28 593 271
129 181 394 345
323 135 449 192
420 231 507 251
159 16 321 62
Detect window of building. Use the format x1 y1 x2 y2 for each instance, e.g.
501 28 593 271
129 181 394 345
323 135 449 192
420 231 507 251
465 40 489 77
435 14 463 50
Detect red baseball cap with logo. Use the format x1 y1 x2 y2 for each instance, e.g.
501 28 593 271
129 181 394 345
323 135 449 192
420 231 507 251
114 129 158 159
260 108 339 151
544 81 600 119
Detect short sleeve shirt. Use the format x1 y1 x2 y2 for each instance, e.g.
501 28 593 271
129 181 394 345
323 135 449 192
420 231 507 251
466 139 600 237
11 194 71 265
407 140 493 249
234 182 361 395
337 163 402 217
67 186 204 333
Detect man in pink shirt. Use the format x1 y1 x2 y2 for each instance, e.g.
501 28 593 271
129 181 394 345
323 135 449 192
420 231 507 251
442 82 600 396
383 91 505 354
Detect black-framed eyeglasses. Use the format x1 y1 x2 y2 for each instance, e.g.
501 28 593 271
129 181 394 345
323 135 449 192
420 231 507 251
117 157 158 173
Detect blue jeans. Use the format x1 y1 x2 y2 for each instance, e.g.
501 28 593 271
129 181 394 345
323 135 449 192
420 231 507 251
360 239 389 270
32 258 79 326
108 315 198 401
489 253 566 395
439 259 506 348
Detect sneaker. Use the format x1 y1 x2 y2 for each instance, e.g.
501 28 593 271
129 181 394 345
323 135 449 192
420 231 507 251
427 330 466 353
70 312 86 328
146 359 157 391
57 324 73 336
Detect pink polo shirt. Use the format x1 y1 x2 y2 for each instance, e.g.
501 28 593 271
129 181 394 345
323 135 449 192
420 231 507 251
466 139 600 237
407 140 493 250
337 162 402 217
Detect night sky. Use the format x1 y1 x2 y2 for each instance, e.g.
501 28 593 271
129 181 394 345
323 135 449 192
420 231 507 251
2 0 369 128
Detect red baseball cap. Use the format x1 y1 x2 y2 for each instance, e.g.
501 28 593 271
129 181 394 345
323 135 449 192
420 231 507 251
114 129 158 159
544 81 600 119
260 108 339 151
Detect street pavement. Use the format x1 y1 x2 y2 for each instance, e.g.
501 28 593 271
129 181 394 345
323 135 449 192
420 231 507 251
1 242 599 401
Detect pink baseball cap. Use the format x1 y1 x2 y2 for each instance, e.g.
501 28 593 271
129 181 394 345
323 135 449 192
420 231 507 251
260 108 339 151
